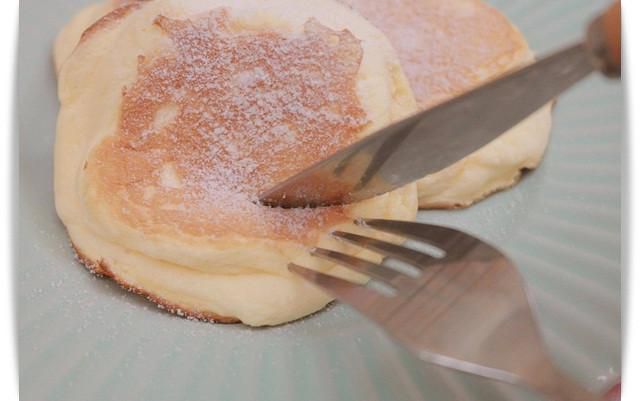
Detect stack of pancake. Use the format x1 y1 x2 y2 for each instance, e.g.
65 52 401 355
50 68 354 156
54 0 552 326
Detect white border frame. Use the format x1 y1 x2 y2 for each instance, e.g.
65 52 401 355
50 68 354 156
1 0 18 399
623 0 638 400
1 1 635 401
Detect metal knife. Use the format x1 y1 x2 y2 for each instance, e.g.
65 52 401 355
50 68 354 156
260 2 621 208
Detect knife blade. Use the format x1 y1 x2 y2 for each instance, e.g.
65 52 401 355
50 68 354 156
260 3 620 208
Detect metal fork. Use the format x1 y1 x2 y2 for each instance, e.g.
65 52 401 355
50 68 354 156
290 219 601 401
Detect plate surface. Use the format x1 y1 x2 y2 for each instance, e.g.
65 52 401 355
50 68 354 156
18 0 622 400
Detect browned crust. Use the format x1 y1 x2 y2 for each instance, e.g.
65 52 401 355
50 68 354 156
70 241 241 324
79 1 147 44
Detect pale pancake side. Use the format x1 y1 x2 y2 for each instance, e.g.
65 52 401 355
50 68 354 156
53 0 150 73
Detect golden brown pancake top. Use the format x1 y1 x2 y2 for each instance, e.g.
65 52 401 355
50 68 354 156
89 9 369 242
342 0 527 108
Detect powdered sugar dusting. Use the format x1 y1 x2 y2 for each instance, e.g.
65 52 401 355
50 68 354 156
341 0 526 108
91 9 368 242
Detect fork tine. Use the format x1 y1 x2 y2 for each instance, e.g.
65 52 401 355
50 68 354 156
332 231 436 269
311 248 399 285
288 264 395 315
299 222 599 401
360 219 469 251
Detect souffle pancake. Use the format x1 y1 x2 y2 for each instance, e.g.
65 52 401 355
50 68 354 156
55 0 418 326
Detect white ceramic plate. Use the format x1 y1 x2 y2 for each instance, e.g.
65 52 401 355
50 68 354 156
18 0 621 400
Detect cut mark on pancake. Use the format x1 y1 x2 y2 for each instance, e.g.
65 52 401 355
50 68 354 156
89 9 368 242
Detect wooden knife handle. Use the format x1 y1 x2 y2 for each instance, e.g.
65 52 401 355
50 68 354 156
587 1 621 77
